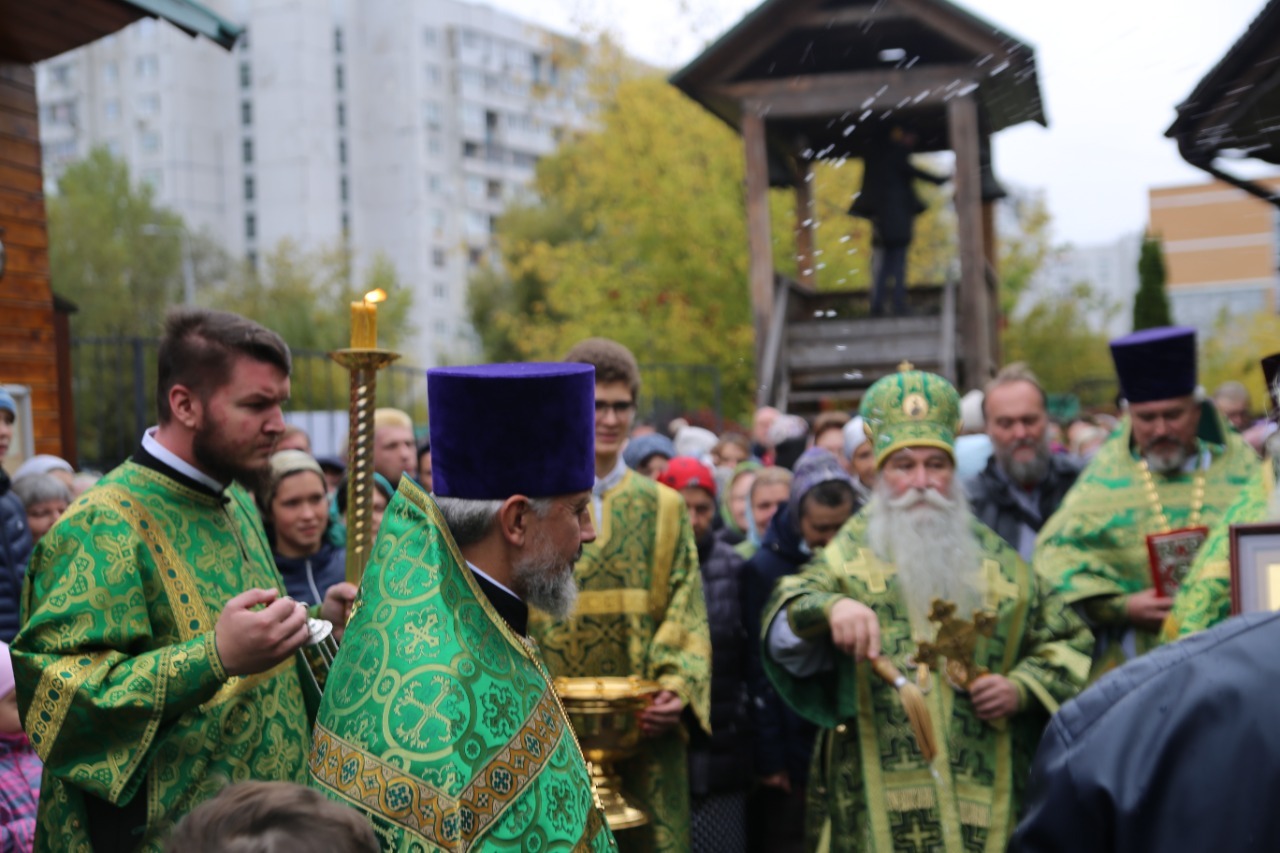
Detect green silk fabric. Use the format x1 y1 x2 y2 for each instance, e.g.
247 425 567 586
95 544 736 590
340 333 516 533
1164 462 1276 640
13 461 310 852
763 513 1091 853
529 470 711 853
1035 405 1258 681
309 478 614 852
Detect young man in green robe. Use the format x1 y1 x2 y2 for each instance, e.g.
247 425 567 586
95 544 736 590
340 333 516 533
529 339 712 853
1035 327 1258 682
310 362 615 851
763 366 1092 853
12 309 357 852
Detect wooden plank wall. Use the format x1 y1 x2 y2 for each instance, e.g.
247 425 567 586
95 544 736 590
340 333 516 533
0 62 62 461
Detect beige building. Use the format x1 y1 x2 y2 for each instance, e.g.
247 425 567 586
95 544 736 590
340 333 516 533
1148 176 1280 330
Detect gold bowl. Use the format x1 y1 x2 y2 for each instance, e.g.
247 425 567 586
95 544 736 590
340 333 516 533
553 676 661 831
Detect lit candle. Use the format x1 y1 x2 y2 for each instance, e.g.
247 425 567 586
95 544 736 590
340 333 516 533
349 288 387 349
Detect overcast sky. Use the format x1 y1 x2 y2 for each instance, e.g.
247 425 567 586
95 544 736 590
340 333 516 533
485 0 1271 248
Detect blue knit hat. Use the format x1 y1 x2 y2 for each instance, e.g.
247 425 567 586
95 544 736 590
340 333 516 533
623 433 676 471
0 388 14 419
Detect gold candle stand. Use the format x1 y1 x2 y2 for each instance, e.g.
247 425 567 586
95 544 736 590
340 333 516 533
330 347 400 584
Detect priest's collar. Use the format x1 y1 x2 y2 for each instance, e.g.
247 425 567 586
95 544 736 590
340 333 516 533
467 560 528 636
594 455 628 496
138 427 229 496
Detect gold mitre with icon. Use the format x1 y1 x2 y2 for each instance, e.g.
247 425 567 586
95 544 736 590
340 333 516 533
859 361 963 468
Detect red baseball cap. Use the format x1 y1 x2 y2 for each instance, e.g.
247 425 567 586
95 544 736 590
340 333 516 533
657 456 717 498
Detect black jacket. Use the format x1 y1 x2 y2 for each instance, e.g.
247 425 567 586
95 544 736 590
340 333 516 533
964 453 1081 556
0 469 32 643
1010 611 1280 852
740 503 818 783
688 533 753 796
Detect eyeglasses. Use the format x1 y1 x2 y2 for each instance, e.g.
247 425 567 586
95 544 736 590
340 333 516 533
594 401 635 416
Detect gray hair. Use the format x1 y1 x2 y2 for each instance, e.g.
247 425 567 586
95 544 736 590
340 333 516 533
435 495 556 547
13 473 72 509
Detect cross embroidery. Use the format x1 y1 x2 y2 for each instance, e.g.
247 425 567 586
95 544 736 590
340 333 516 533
984 559 1019 609
843 548 887 593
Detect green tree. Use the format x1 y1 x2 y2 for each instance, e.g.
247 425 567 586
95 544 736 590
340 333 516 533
1133 235 1171 330
1201 310 1280 413
1003 282 1118 410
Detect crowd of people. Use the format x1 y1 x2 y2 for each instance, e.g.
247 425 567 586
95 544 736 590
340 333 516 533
1 309 1280 851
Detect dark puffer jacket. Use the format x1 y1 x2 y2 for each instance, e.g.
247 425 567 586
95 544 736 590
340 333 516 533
740 502 818 784
272 539 345 607
965 453 1082 556
0 469 33 643
687 533 753 796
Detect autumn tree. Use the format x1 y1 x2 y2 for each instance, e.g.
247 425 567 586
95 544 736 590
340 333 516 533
1201 311 1280 413
1003 281 1118 409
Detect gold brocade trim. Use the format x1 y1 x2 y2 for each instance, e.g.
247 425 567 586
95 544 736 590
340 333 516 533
649 480 683 621
958 799 992 829
91 485 213 642
884 786 937 811
309 686 566 849
573 804 610 852
25 651 110 759
202 658 293 709
573 589 651 616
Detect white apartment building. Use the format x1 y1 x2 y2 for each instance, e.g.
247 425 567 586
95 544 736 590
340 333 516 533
1029 232 1142 338
36 0 587 367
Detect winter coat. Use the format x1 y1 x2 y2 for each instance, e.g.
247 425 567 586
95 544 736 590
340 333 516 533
964 453 1082 557
0 470 32 643
1010 611 1280 852
740 502 818 783
687 533 754 796
848 139 945 246
272 539 346 607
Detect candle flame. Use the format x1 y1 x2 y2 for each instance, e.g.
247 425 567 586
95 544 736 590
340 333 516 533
364 288 387 304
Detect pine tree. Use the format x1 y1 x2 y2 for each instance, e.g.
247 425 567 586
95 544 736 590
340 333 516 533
1133 235 1172 330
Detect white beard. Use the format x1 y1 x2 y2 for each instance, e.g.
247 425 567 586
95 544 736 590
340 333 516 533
866 477 984 641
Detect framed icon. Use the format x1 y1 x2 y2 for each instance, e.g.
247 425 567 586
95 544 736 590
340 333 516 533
1229 523 1280 615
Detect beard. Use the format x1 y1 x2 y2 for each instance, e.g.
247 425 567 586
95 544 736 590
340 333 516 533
1142 438 1192 475
997 437 1051 486
192 418 272 492
512 531 580 619
866 477 984 641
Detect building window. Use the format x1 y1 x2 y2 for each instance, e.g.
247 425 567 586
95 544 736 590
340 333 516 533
427 174 442 194
239 61 251 88
49 63 72 86
141 169 162 190
463 141 479 158
334 27 343 53
242 138 253 164
239 29 250 51
432 248 446 268
245 213 257 240
136 55 159 79
340 176 349 202
337 103 345 128
425 64 441 85
434 319 447 335
342 213 350 235
335 65 345 91
339 139 347 165
465 176 485 200
487 179 502 200
465 209 488 237
105 138 122 156
423 101 441 129
430 209 445 231
241 100 252 126
427 136 441 156
140 130 161 153
424 27 437 47
103 62 118 84
104 100 120 122
138 94 160 116
433 283 447 299
468 247 484 266
244 175 255 201
247 250 257 270
45 101 77 125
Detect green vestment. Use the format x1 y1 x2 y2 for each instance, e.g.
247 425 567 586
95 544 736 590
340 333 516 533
1163 462 1276 640
12 460 311 852
1034 404 1257 681
763 514 1092 853
528 470 712 853
309 478 615 852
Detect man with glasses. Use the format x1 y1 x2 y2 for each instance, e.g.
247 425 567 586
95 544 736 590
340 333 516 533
530 338 712 853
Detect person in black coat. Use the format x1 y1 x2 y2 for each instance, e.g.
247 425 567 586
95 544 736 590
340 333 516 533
739 449 861 853
849 126 948 316
657 457 753 853
0 390 32 644
964 364 1082 560
1009 610 1280 852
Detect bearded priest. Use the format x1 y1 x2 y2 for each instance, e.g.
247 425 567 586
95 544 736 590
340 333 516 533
1036 327 1258 682
308 363 615 851
761 366 1092 853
